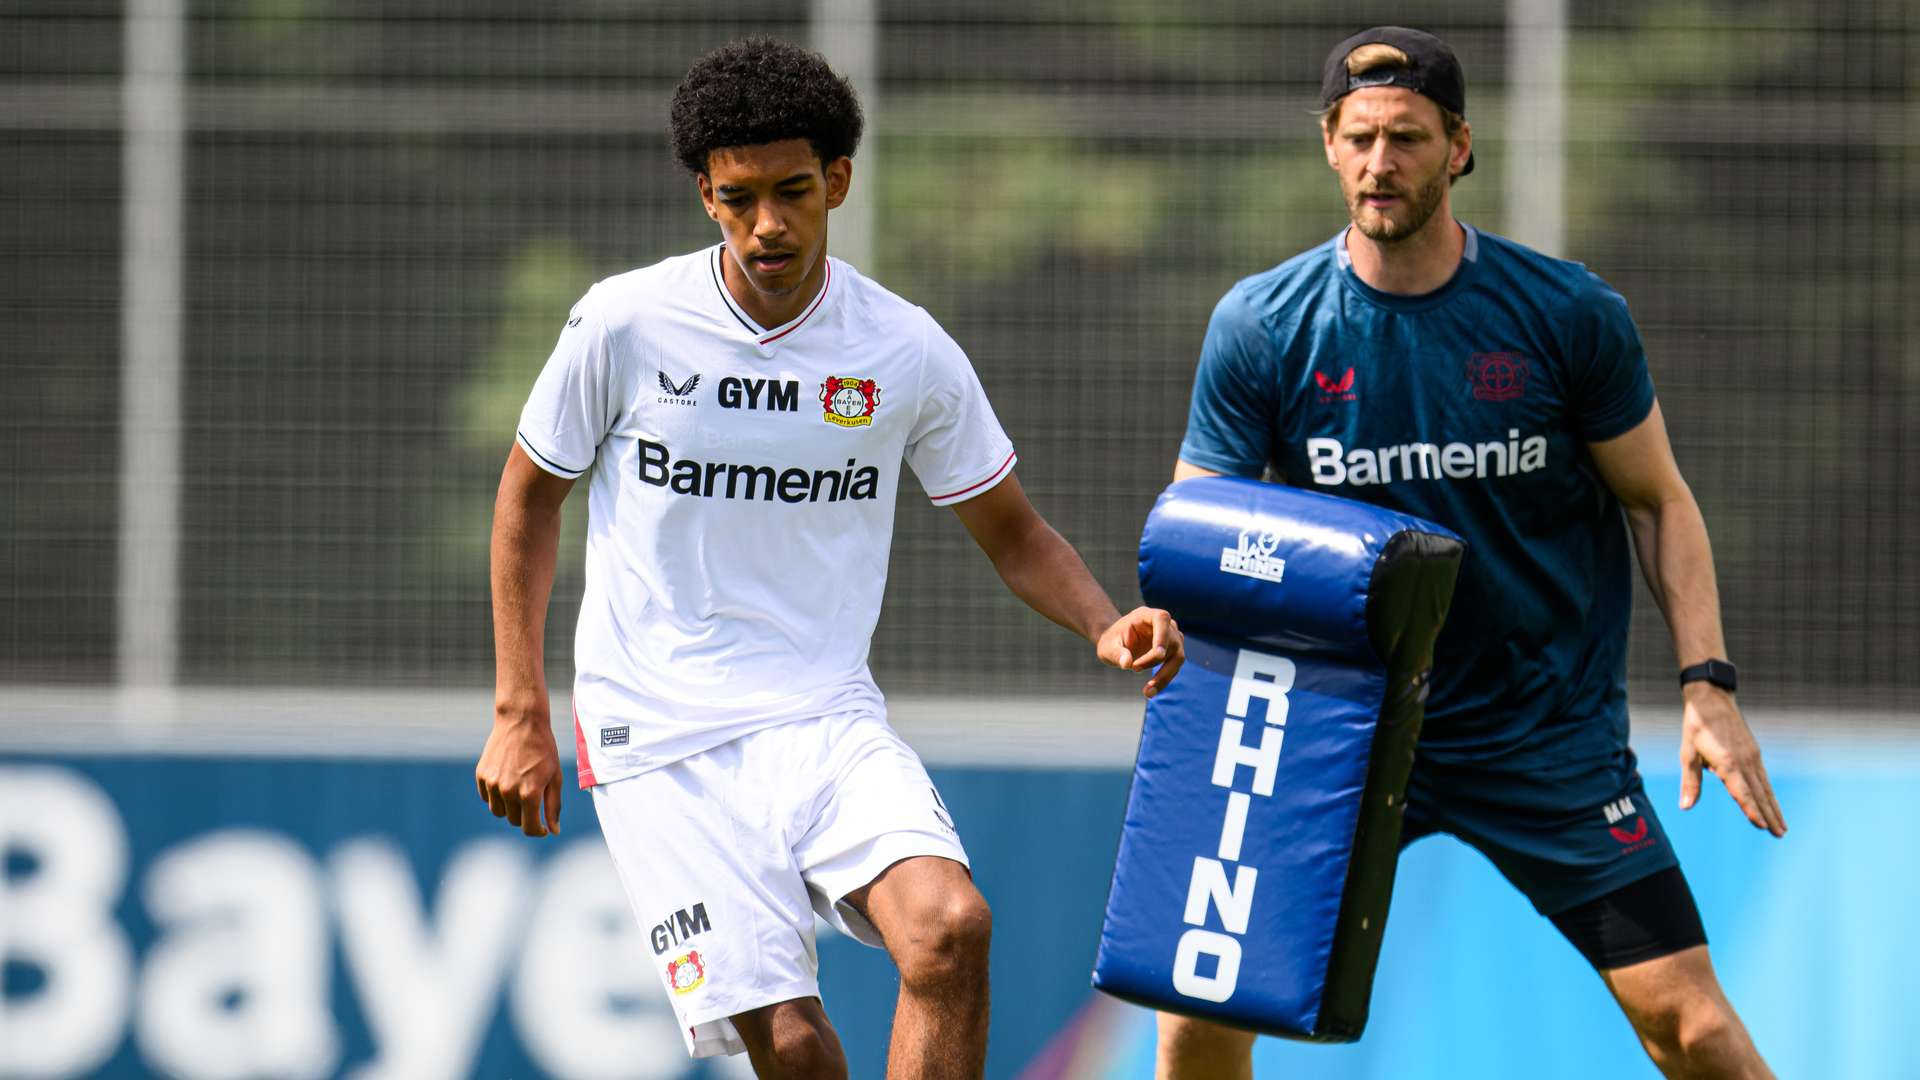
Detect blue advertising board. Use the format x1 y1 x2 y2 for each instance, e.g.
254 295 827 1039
3 741 1916 1078
0 755 1128 1079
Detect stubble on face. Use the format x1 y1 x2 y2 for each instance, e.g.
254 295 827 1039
1345 161 1449 244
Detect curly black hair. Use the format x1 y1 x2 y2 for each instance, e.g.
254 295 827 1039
669 38 864 175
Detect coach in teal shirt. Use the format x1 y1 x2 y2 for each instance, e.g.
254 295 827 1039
1161 26 1786 1080
1182 224 1654 766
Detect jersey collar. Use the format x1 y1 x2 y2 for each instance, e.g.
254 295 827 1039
709 244 835 347
1334 222 1480 313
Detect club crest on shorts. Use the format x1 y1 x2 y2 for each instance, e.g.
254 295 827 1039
1466 351 1530 402
666 949 706 994
819 376 881 428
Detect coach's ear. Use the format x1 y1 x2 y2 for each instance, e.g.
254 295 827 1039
1450 121 1473 178
824 156 852 211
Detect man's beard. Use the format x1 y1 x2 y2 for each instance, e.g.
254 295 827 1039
1347 166 1448 243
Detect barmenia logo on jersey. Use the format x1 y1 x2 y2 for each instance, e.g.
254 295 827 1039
639 439 881 502
1220 527 1286 583
819 375 880 428
1306 430 1548 487
665 950 706 994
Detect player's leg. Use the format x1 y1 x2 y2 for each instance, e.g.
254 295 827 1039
592 725 845 1072
1154 1014 1254 1080
728 997 849 1080
1434 750 1774 1079
794 712 988 1079
843 855 992 1079
1550 871 1772 1079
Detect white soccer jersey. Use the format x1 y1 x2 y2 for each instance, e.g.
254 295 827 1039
516 245 1017 787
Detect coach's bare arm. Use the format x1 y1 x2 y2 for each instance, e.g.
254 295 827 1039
476 444 575 838
950 471 1185 696
1588 402 1787 838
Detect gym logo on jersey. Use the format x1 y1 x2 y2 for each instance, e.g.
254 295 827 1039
1314 367 1358 402
820 376 880 428
1603 795 1656 851
658 370 701 406
1306 430 1547 487
665 949 706 994
650 902 712 955
1219 527 1286 584
718 376 799 412
1466 352 1530 401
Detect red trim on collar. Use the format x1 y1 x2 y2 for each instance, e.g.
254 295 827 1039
758 259 832 345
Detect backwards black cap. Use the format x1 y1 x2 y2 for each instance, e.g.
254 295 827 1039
1320 26 1473 177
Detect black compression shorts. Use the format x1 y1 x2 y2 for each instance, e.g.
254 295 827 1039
1547 865 1707 970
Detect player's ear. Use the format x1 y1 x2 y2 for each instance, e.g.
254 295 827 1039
1321 118 1340 170
823 156 852 211
696 171 719 222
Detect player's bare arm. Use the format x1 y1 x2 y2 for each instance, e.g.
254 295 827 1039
949 470 1185 696
476 444 574 838
1588 402 1787 837
1172 460 1223 484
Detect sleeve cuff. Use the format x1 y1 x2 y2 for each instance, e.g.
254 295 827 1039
926 449 1017 507
516 431 590 478
1175 441 1265 479
1579 393 1656 444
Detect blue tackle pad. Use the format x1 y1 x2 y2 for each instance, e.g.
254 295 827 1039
1092 477 1465 1041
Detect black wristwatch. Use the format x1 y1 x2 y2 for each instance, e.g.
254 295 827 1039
1679 659 1737 693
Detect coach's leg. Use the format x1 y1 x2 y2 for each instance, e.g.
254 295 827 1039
846 855 992 1080
1602 946 1772 1080
731 997 849 1080
1155 1013 1254 1080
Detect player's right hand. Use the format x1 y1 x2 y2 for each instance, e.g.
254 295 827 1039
476 705 564 838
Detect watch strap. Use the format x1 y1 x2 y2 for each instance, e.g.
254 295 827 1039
1679 659 1737 692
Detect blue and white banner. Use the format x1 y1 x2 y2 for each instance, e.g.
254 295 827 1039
3 739 1915 1079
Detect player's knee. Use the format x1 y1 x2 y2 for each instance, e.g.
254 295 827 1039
762 1021 848 1080
894 889 992 989
1672 999 1744 1064
1636 994 1743 1070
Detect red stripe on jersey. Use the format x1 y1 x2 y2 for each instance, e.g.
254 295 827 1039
931 451 1016 503
573 706 597 789
759 260 832 345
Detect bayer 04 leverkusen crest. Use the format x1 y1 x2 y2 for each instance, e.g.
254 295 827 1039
666 949 706 994
1465 351 1530 402
819 375 881 428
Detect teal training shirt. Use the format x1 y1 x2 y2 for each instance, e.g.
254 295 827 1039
1179 224 1657 764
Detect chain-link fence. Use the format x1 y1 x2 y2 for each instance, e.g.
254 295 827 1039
4 0 1914 709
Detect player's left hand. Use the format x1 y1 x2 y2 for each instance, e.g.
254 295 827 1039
1678 683 1786 837
1097 606 1184 698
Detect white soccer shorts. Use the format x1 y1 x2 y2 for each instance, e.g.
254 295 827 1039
592 709 969 1058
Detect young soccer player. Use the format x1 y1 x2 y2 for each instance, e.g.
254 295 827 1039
1158 27 1781 1080
474 37 1183 1079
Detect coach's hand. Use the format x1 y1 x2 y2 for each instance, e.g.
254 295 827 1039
1678 683 1786 837
476 704 564 838
1098 606 1185 698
